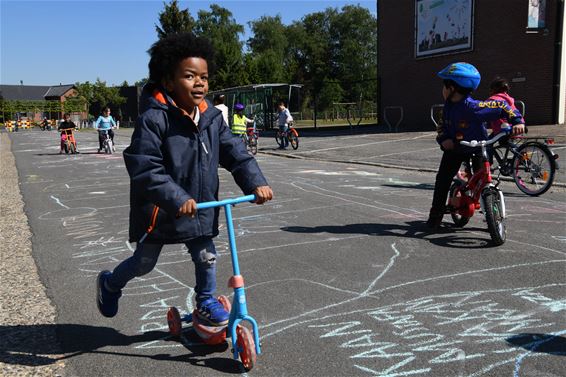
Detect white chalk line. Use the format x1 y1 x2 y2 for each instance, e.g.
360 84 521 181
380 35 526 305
260 259 566 338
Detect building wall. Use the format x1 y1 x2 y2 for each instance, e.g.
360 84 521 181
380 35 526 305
379 0 561 130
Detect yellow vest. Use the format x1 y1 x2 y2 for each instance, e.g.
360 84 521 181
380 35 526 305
232 114 247 134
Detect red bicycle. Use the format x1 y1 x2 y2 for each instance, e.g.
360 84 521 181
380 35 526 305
447 130 511 245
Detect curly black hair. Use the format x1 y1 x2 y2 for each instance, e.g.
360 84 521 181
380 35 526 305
147 32 215 85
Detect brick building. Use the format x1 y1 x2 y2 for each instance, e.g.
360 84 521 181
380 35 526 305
378 0 566 130
0 84 84 121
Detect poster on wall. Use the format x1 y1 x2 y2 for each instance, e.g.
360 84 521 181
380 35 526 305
527 0 546 29
415 0 474 58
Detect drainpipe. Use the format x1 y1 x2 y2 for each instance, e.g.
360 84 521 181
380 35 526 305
554 0 566 124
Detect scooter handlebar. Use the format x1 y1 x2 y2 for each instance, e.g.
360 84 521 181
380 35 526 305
196 194 257 210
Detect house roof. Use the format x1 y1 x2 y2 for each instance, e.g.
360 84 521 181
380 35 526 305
44 84 75 98
0 84 76 100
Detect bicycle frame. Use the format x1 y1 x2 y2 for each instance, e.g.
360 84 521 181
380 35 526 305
452 131 510 217
61 129 76 147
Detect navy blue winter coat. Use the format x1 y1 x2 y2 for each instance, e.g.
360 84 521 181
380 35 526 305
437 95 524 152
124 87 268 244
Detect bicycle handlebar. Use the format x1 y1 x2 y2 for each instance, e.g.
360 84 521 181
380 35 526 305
459 128 511 148
196 194 256 210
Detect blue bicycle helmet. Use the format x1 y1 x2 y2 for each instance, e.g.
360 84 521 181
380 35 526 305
437 62 481 90
234 103 245 111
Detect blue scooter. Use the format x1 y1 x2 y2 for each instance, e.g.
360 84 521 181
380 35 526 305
166 195 261 371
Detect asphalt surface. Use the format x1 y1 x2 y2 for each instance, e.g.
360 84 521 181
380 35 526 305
5 127 566 376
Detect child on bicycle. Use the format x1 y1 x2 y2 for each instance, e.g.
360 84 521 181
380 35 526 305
96 33 273 326
95 107 116 153
427 62 525 229
232 103 254 137
276 100 293 149
58 113 78 154
487 77 525 136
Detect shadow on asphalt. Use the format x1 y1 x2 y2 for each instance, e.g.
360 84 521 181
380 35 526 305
0 323 247 374
506 333 566 356
282 221 498 249
381 183 435 191
260 125 387 139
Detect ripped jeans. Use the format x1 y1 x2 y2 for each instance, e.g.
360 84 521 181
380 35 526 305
106 237 218 304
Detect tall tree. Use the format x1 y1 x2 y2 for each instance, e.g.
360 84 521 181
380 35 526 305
194 5 245 89
75 79 126 117
155 0 195 39
334 5 378 104
247 15 289 83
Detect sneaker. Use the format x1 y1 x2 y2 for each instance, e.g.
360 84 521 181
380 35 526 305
96 270 122 318
426 210 443 230
196 297 229 326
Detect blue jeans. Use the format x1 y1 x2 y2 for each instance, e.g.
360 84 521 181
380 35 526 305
107 237 218 303
278 125 289 148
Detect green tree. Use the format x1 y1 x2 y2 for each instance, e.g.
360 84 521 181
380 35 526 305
333 5 378 104
75 79 125 117
194 5 245 89
155 0 195 39
247 15 289 83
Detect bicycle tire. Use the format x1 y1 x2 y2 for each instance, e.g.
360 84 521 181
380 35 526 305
483 189 506 246
512 142 556 196
69 142 76 154
289 132 299 150
448 182 470 227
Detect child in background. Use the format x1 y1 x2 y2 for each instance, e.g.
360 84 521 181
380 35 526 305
58 113 78 154
213 94 229 126
95 107 117 153
231 103 254 137
96 33 273 326
487 77 525 136
427 62 525 229
276 100 293 149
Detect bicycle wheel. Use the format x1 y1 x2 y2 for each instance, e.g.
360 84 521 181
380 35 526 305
483 189 506 246
512 142 556 196
69 142 76 154
289 130 299 150
448 182 470 227
249 136 258 155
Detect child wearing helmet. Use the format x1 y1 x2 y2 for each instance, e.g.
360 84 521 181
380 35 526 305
232 103 253 136
427 62 525 229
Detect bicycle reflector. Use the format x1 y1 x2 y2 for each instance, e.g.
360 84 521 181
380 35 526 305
545 138 555 145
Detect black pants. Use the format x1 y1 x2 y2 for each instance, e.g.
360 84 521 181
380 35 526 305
430 149 482 214
98 129 114 150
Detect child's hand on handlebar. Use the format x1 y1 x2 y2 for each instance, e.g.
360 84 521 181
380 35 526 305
177 198 197 218
512 124 525 135
253 186 273 204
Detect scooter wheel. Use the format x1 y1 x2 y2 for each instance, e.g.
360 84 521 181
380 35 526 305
167 306 182 337
217 295 232 313
236 325 256 371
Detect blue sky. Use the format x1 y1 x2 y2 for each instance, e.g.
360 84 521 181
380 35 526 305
0 0 377 86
